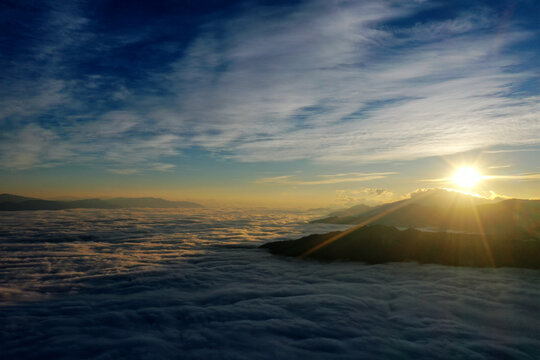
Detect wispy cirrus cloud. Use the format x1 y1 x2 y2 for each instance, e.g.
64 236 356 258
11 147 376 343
335 187 398 206
108 168 139 175
484 174 540 181
0 0 539 171
257 172 397 185
0 124 73 169
422 173 540 184
147 0 539 165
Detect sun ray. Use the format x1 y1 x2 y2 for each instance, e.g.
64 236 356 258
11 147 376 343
300 190 437 258
468 196 496 267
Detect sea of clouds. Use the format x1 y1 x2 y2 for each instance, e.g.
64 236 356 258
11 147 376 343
1 208 539 359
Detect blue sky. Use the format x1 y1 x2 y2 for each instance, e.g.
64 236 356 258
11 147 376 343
0 0 539 206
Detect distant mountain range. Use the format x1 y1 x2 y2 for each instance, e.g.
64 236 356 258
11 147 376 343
325 204 373 218
312 189 539 237
0 194 203 211
261 188 540 268
261 224 540 269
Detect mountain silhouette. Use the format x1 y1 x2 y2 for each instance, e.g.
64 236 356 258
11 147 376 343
326 204 373 218
312 189 539 237
261 224 540 269
0 194 39 203
0 194 203 211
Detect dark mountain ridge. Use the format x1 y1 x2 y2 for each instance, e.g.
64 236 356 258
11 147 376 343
261 224 540 269
263 189 540 269
0 194 203 211
0 194 39 203
312 190 539 236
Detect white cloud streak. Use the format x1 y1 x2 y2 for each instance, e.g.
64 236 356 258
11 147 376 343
257 172 397 185
422 173 540 183
1 0 539 170
146 0 539 164
484 173 540 181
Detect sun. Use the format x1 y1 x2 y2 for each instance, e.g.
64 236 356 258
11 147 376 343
453 167 482 188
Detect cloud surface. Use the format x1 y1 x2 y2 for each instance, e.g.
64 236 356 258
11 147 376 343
1 208 539 359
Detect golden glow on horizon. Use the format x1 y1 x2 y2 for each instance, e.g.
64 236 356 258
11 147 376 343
452 167 482 189
300 185 496 268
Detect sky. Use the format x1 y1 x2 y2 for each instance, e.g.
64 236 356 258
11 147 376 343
0 0 539 207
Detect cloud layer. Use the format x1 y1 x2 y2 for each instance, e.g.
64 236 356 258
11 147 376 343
0 0 539 170
1 208 539 359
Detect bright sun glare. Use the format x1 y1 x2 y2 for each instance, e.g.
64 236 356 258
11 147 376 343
453 167 482 188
